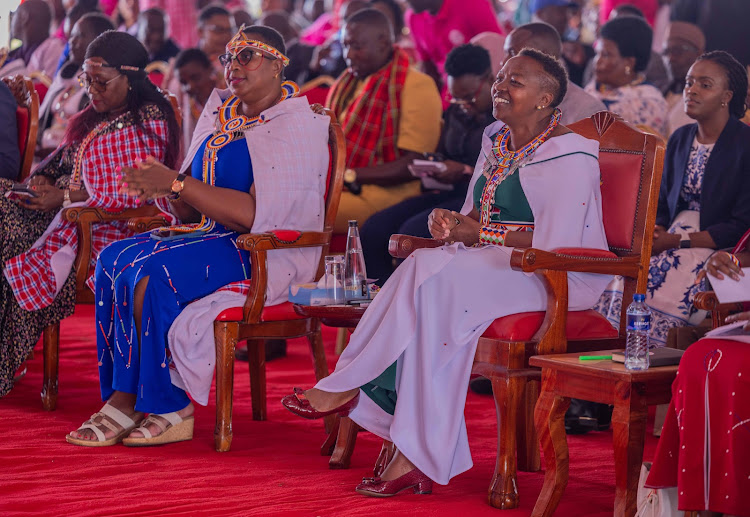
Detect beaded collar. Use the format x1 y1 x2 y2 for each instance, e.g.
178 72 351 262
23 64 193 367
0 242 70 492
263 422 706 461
165 81 299 234
479 108 562 226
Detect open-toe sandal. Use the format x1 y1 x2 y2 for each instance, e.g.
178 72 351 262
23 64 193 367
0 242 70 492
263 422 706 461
122 412 194 447
66 404 145 447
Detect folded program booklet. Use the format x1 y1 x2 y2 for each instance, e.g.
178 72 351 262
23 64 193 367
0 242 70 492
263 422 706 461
612 347 684 367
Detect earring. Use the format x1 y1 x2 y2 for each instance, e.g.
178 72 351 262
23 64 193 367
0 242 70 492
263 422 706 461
625 65 632 75
128 86 132 91
536 105 546 110
722 102 727 107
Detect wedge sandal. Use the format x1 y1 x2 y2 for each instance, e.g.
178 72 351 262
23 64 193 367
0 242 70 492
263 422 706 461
122 412 194 447
66 404 145 447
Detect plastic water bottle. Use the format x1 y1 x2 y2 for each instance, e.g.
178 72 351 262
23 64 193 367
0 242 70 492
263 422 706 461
344 220 368 301
625 293 651 371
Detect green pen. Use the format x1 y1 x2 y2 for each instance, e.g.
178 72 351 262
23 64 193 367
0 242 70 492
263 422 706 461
579 355 613 361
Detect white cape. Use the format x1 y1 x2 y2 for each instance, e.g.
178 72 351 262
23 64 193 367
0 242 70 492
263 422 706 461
316 131 613 485
168 91 329 405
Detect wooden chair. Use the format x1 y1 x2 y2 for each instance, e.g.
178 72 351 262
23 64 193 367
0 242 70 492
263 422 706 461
299 75 335 106
211 106 346 452
39 93 182 411
388 112 665 509
145 61 170 89
2 75 39 182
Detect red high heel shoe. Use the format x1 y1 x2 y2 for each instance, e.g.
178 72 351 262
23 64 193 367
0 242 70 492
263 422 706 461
355 467 433 497
281 387 360 419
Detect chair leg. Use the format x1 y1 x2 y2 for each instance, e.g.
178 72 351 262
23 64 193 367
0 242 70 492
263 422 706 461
42 322 60 411
488 374 522 509
214 321 238 452
247 339 267 422
321 413 341 456
329 416 359 470
307 324 334 433
517 377 541 472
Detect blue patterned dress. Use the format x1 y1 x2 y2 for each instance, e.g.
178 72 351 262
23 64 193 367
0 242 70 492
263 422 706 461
94 135 253 414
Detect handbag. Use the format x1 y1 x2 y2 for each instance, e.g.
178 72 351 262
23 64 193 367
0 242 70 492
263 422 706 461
635 462 680 517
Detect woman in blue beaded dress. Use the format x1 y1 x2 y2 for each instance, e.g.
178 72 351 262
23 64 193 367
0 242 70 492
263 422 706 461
66 26 330 447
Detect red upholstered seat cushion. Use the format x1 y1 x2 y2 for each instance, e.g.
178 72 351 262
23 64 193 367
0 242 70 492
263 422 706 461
215 301 306 322
482 309 618 342
304 86 330 106
16 106 29 156
33 82 48 103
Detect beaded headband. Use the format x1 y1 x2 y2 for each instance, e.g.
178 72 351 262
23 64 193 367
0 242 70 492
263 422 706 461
226 25 290 67
83 59 144 72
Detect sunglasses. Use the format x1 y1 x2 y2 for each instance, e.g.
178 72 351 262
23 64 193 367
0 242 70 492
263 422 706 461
77 72 122 92
218 48 277 70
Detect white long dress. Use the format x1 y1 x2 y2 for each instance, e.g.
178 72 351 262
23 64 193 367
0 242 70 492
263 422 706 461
315 130 613 485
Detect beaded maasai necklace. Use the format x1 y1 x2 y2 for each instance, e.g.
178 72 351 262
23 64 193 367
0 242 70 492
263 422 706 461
70 112 130 190
479 108 561 226
166 81 299 234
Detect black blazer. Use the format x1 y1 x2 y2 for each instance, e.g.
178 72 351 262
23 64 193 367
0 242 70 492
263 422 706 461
656 116 750 249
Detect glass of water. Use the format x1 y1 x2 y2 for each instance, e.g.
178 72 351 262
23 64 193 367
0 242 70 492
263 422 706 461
324 255 345 304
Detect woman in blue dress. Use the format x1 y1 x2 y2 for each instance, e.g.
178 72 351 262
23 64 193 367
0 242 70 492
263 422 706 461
67 26 330 447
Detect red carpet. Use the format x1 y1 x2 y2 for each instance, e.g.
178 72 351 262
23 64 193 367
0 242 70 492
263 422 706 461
0 304 658 516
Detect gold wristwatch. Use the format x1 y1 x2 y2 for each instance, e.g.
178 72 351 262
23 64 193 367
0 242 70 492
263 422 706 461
62 188 72 208
344 168 357 184
170 173 186 199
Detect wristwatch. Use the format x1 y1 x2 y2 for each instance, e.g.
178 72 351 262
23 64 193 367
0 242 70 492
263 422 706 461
679 238 691 249
62 188 71 208
170 173 186 199
343 168 357 184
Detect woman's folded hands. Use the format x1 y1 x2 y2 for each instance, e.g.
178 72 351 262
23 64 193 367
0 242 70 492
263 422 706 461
118 156 176 201
428 208 480 246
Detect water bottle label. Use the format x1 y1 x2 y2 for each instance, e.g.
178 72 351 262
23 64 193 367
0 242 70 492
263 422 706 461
627 314 651 332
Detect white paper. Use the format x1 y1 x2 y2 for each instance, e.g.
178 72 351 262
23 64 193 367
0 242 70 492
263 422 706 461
704 320 748 338
709 268 750 303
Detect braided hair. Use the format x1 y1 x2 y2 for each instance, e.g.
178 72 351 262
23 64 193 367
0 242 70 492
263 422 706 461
64 31 180 168
695 50 748 119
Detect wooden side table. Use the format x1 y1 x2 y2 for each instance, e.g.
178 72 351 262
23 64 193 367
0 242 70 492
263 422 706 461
293 304 367 469
528 351 678 517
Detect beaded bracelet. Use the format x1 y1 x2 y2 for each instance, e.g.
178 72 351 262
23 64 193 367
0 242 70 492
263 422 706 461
478 225 508 246
729 253 741 267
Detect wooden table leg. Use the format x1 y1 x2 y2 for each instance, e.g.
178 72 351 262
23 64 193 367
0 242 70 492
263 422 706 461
329 416 359 469
612 380 647 517
532 369 571 517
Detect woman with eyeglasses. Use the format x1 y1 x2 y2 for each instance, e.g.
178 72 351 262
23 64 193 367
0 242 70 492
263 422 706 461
66 25 329 447
0 30 180 399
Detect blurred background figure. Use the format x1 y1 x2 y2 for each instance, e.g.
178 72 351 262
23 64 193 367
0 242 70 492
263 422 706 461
174 48 217 154
197 4 235 88
138 8 181 63
1 0 66 78
259 10 314 84
115 0 141 36
662 20 704 135
140 0 199 48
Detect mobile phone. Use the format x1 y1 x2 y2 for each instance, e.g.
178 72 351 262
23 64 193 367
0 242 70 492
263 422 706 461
422 152 445 162
10 184 39 197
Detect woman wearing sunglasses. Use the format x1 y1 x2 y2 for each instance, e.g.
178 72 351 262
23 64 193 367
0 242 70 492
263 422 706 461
0 30 180 399
67 26 329 447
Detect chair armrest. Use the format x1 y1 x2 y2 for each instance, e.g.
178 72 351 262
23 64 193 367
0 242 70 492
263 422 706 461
693 291 746 329
235 229 331 252
388 234 444 259
234 229 332 324
61 205 162 300
127 215 169 233
510 247 641 278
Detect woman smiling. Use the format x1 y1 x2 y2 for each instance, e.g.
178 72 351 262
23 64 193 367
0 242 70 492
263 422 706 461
282 49 612 497
67 26 329 448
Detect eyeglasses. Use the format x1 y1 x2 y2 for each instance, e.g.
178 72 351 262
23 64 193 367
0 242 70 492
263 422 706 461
449 81 487 107
662 44 698 57
205 24 234 34
218 48 276 70
77 72 122 92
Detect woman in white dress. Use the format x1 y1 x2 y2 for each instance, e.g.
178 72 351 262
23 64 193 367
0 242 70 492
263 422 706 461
283 49 613 497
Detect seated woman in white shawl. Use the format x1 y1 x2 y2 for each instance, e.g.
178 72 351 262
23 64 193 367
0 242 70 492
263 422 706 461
66 26 329 447
282 49 613 496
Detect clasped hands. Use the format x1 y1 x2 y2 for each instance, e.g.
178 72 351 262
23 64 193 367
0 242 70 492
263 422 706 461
428 208 480 246
118 156 177 202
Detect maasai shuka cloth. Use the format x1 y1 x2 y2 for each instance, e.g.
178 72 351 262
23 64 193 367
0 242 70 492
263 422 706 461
326 47 410 168
3 105 170 311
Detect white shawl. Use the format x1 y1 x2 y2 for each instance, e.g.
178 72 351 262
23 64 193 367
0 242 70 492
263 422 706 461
168 90 330 404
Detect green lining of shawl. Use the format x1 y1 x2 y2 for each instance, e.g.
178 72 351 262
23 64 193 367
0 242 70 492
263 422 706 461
360 362 398 415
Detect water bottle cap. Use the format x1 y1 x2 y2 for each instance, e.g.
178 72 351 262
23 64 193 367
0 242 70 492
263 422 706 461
348 220 358 226
633 293 645 302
